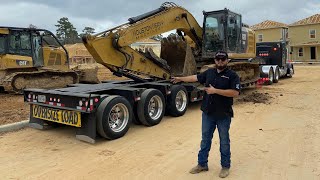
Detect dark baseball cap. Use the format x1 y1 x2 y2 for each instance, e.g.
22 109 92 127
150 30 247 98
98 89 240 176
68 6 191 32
215 50 228 59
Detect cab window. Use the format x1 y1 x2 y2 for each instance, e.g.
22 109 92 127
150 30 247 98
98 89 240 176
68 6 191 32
227 14 241 52
204 16 224 53
8 31 32 56
0 35 6 54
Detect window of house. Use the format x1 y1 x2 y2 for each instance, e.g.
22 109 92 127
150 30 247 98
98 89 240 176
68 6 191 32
258 34 263 42
298 47 303 57
310 30 316 39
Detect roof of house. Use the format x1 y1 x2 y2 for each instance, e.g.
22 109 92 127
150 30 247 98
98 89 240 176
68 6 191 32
289 14 320 26
250 20 288 30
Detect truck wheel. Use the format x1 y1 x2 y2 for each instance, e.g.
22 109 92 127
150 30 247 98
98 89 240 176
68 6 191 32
287 66 294 78
97 96 133 140
137 89 165 126
267 67 274 85
166 85 188 117
273 68 280 83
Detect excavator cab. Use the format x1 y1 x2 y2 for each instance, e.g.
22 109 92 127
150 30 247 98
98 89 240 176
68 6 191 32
161 8 257 80
202 9 243 58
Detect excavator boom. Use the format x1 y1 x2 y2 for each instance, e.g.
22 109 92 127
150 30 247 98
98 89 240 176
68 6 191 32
83 2 203 80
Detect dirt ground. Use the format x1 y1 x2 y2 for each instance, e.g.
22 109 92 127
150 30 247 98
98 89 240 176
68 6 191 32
0 65 320 179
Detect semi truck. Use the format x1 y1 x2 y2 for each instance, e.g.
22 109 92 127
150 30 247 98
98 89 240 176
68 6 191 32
24 2 293 143
256 41 294 85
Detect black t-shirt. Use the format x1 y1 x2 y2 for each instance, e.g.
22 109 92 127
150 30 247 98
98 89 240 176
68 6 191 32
197 68 241 117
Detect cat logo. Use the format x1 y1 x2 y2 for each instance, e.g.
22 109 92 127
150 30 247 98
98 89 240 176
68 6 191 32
16 60 29 66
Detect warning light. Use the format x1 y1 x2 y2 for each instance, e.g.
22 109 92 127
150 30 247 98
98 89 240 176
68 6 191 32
273 48 277 51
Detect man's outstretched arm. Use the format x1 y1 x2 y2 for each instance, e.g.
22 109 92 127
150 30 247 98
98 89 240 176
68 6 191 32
171 75 198 83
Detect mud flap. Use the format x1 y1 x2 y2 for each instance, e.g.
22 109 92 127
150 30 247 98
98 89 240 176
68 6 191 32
161 36 197 77
75 113 97 144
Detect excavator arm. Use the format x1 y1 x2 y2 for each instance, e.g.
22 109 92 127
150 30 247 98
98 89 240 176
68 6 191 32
82 2 202 80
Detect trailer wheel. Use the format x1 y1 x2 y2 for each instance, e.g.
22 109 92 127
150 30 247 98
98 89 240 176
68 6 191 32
273 68 280 83
97 96 133 140
267 67 274 85
137 89 165 126
166 85 188 117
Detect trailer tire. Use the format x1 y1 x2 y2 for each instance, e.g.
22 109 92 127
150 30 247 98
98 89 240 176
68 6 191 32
97 96 133 140
273 67 280 83
137 89 165 126
166 85 188 117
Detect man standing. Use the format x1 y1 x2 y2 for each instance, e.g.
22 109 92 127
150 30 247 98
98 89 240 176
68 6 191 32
171 51 240 178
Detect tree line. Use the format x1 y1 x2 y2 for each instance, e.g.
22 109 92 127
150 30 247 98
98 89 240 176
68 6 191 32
30 17 96 45
55 17 95 44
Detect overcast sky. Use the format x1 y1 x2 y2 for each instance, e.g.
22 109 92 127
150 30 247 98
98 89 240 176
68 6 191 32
1 0 319 35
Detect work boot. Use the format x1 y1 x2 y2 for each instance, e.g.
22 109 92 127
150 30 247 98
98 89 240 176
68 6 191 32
189 164 208 174
219 167 230 178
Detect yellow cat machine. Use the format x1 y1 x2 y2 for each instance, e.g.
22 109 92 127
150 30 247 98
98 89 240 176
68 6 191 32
23 2 291 143
0 27 99 93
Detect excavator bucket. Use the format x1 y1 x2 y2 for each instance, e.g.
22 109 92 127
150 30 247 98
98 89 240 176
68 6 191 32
160 36 197 77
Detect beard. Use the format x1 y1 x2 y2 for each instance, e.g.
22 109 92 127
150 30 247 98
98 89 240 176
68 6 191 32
216 64 227 70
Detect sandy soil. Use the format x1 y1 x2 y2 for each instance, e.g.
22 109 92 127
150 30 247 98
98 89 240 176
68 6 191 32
0 94 29 125
0 65 320 179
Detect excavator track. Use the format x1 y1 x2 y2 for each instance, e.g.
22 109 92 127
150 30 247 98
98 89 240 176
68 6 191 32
2 70 79 94
201 62 260 84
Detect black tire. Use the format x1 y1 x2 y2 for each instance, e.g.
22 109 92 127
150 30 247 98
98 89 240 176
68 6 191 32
267 67 274 85
96 96 133 140
273 68 280 83
137 89 165 126
166 85 188 117
287 66 294 78
132 106 142 125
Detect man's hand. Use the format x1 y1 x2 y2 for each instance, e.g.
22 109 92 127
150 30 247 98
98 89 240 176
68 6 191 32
204 84 217 94
171 77 182 84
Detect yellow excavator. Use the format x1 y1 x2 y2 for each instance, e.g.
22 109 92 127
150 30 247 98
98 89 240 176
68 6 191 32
82 2 260 84
0 27 99 93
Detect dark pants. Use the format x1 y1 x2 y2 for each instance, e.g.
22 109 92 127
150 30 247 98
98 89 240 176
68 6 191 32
198 112 231 168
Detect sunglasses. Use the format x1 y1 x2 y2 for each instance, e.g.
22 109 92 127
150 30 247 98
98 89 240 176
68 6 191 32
215 58 227 61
